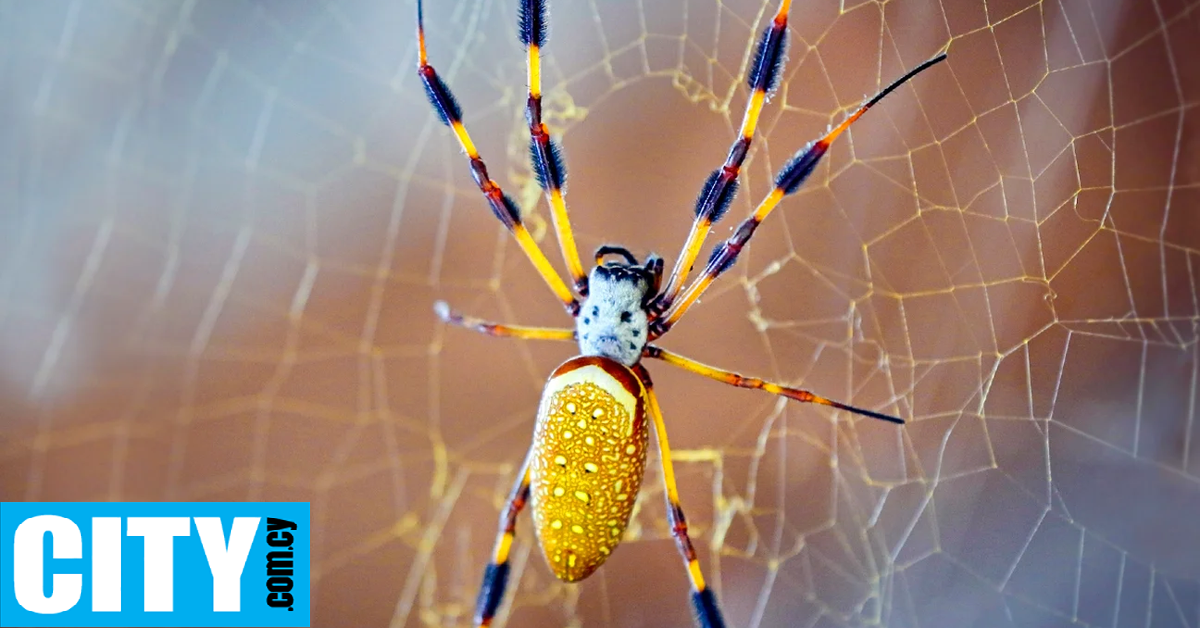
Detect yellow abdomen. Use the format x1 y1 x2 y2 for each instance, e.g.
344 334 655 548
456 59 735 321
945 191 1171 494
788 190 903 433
530 356 649 582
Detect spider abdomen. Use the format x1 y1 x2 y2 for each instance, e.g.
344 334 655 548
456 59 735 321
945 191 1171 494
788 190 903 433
530 356 649 582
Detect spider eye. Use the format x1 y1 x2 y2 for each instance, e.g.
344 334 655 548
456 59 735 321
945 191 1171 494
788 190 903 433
620 311 632 323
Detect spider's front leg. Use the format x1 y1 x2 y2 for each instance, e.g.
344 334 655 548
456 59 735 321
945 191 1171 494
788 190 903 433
521 0 588 296
416 0 579 316
653 51 949 338
652 0 794 317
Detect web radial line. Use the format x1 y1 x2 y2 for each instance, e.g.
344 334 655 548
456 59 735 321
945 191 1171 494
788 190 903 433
417 0 580 316
644 345 904 423
652 52 948 337
522 0 588 296
435 301 576 341
652 0 793 317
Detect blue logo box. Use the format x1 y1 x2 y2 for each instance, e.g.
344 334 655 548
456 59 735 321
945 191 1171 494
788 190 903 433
1 502 310 627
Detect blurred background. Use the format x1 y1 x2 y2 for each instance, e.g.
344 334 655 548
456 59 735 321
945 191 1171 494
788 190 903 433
2 0 1199 626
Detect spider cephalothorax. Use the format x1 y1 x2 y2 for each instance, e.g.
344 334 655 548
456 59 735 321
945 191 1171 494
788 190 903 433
417 0 944 624
576 246 662 366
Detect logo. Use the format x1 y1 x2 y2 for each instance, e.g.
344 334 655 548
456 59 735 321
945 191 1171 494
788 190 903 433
0 502 310 627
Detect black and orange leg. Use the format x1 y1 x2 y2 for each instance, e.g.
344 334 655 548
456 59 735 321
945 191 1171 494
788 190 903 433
474 450 534 628
652 0 793 316
645 345 904 424
435 300 575 342
651 52 949 338
417 0 579 316
522 0 588 296
633 364 726 628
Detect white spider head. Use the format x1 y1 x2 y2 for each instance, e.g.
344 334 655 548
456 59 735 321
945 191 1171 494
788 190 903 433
576 249 661 366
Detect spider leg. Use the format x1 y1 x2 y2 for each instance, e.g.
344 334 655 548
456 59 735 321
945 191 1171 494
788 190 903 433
417 0 579 316
435 301 575 342
651 52 948 338
633 364 727 628
473 450 534 628
652 0 793 316
645 345 903 424
522 0 588 295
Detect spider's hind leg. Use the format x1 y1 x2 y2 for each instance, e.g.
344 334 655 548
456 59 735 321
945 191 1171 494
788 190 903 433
634 365 728 628
473 451 534 627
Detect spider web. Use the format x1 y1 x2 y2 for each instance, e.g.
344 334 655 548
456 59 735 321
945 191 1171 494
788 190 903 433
2 0 1199 626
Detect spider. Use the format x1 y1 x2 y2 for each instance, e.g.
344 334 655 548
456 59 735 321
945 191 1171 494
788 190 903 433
417 0 945 625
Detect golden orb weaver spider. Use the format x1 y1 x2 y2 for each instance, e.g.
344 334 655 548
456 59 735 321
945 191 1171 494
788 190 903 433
417 0 947 625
